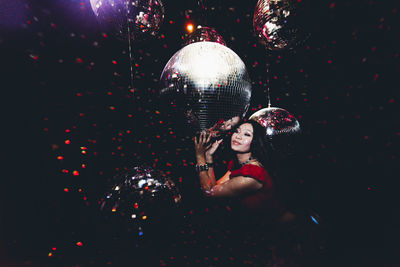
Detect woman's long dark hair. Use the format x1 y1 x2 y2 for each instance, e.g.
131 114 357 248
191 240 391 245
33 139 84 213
230 120 300 211
230 120 277 172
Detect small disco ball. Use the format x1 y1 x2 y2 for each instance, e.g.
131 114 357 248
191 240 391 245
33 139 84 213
160 41 252 135
250 107 300 157
184 25 226 46
90 0 164 41
253 0 309 51
249 107 300 137
99 166 182 241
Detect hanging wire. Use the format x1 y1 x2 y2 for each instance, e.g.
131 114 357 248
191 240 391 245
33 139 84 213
127 17 135 92
265 51 272 108
125 1 134 93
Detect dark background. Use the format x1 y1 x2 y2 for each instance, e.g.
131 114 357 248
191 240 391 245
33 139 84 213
1 0 399 265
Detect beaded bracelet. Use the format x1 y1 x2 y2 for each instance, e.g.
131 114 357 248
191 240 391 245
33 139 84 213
195 164 209 172
206 162 215 168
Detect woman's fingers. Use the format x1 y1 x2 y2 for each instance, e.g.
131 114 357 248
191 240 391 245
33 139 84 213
205 143 212 150
206 133 211 144
200 131 206 144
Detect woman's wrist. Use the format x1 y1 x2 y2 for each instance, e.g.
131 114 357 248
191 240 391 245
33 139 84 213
205 153 213 162
196 156 206 165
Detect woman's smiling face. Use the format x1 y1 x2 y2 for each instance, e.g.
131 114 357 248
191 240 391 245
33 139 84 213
231 123 253 153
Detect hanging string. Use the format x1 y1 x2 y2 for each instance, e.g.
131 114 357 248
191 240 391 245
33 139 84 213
124 1 134 93
127 17 135 92
266 56 272 108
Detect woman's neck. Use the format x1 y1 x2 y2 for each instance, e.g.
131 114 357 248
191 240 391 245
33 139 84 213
236 152 252 165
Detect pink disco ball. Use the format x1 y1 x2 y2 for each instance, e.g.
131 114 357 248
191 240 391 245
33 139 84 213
184 25 226 46
249 107 300 137
90 0 164 41
253 0 309 51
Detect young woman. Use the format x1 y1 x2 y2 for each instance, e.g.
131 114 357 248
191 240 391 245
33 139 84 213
194 120 295 223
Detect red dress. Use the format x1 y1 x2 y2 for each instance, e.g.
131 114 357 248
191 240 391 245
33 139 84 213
228 160 285 220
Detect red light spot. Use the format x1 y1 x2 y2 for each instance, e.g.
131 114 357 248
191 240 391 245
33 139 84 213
328 60 332 64
65 140 71 144
102 33 108 38
76 242 83 247
330 3 335 8
64 188 69 192
57 156 63 160
52 247 57 251
134 203 139 209
73 170 79 176
169 20 174 24
76 58 83 63
112 60 117 64
82 164 86 168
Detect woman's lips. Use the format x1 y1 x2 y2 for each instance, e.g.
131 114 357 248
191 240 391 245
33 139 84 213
232 140 241 145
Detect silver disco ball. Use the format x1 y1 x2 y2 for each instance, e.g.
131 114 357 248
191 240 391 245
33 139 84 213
249 107 300 137
99 165 181 237
253 0 308 50
90 0 164 41
160 42 252 135
184 25 226 46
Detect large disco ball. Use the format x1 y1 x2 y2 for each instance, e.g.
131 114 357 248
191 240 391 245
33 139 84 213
184 25 226 46
160 41 252 135
249 107 300 137
99 166 182 242
90 0 164 41
253 0 309 51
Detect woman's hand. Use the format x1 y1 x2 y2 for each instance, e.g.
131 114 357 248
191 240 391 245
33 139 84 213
194 131 222 162
205 139 223 158
194 131 211 161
